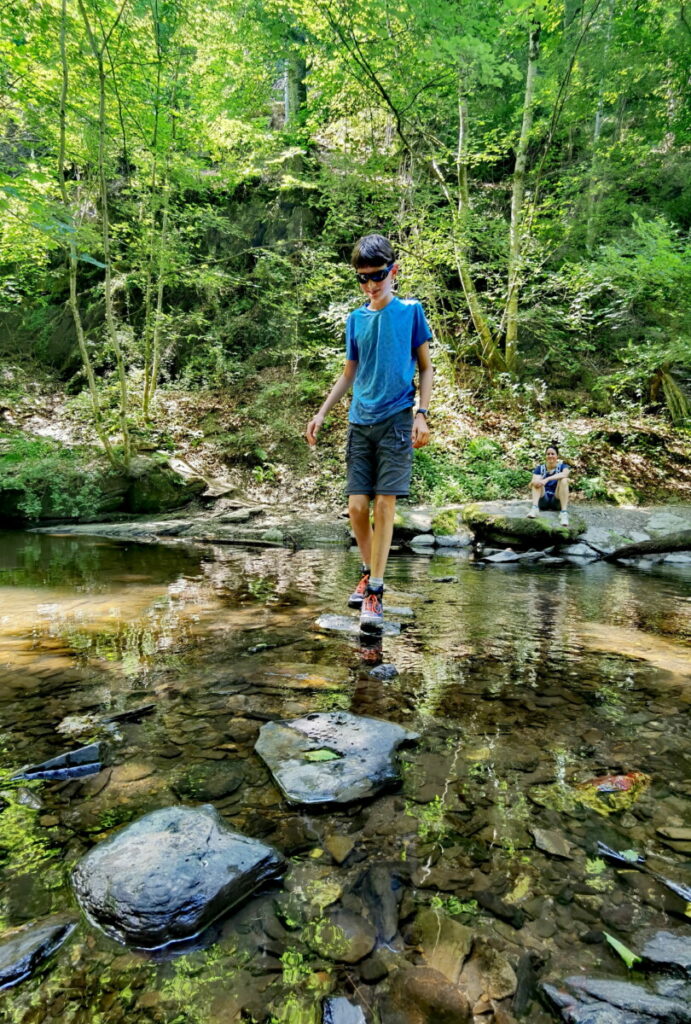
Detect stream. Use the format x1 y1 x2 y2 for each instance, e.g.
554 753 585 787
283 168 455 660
0 529 689 1023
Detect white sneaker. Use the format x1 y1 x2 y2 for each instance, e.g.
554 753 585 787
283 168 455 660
527 507 539 519
559 511 569 526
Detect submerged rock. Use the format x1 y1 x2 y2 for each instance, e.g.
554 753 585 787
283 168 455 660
380 964 473 1023
12 743 103 782
642 931 691 976
408 908 473 983
0 916 77 990
72 805 285 948
530 827 574 859
306 910 376 963
564 976 691 1022
255 712 418 806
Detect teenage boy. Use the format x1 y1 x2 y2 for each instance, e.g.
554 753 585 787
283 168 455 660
306 234 433 631
528 444 570 526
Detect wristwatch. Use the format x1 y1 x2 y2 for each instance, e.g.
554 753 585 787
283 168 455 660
415 408 429 418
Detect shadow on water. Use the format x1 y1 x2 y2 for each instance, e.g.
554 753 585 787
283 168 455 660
0 530 690 1022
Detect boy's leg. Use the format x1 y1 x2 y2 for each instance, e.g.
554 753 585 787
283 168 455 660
360 494 396 632
370 494 397 580
348 493 373 566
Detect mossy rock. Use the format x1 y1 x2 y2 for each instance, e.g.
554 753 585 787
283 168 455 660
125 456 205 513
431 509 460 536
462 504 586 548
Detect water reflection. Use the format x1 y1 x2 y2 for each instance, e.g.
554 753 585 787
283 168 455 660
0 530 689 1023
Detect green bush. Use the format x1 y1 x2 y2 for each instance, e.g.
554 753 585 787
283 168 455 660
0 433 113 521
411 439 527 504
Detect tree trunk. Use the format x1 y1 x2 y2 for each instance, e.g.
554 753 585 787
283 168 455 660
431 86 503 371
58 0 116 465
504 21 540 371
77 0 131 462
585 0 614 251
604 531 691 563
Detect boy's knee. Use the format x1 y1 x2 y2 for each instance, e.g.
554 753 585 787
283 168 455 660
349 494 370 517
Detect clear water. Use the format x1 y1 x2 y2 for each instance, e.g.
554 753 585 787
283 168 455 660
0 530 689 1023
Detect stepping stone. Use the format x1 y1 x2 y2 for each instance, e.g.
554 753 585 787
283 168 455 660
0 916 77 990
255 711 418 806
315 615 400 636
72 805 285 948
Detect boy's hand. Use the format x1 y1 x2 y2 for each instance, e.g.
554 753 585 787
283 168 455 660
412 413 430 449
305 414 324 446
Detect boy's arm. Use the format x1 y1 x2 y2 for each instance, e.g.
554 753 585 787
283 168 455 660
412 342 433 449
305 360 358 446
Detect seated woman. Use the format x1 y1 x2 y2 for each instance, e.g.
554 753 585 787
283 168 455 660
528 445 570 526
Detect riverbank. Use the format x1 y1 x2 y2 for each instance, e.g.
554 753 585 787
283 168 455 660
29 500 691 569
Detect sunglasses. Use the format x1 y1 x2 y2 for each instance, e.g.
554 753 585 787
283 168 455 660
355 263 394 284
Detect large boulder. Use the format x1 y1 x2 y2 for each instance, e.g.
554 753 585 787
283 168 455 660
0 916 77 989
462 501 585 548
125 456 206 513
255 712 418 806
72 805 285 948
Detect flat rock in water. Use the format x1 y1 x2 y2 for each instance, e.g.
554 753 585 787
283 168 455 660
642 931 691 976
0 916 77 990
254 711 418 805
483 549 521 563
323 996 367 1023
72 805 285 948
562 542 599 558
436 533 472 547
530 827 574 859
565 976 691 1021
315 614 400 636
12 743 103 782
410 533 435 546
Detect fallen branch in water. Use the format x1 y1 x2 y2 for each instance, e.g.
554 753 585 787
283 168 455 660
603 530 691 562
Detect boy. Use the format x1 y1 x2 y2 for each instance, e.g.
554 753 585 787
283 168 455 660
527 444 570 526
305 234 433 631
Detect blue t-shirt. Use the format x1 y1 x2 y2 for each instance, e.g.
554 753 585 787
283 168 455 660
345 296 432 425
533 461 568 497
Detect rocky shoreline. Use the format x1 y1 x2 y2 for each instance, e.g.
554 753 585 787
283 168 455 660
29 500 691 568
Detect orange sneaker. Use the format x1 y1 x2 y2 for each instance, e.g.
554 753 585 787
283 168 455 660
360 589 384 633
348 571 370 608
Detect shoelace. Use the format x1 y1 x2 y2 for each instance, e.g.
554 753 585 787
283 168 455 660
363 592 382 613
355 574 370 594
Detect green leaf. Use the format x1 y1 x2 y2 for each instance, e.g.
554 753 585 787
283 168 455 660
604 932 641 969
303 749 340 762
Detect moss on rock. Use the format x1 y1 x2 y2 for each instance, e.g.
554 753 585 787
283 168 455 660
462 505 586 548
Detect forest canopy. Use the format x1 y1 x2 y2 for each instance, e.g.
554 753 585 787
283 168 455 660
0 0 689 465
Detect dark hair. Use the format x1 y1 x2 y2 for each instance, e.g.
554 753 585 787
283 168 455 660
546 444 559 455
351 234 396 269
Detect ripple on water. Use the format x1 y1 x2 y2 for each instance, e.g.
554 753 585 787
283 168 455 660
0 530 689 1022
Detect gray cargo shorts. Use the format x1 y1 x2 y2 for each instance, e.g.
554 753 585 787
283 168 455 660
345 407 414 497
